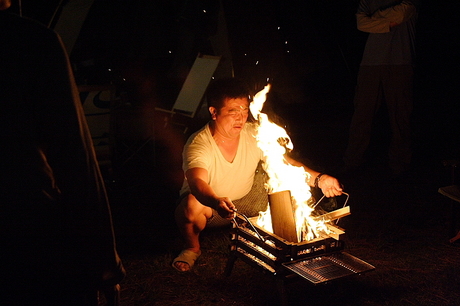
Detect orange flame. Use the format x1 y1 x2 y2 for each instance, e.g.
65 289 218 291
250 85 330 241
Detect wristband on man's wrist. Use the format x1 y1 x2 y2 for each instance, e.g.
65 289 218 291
314 173 325 188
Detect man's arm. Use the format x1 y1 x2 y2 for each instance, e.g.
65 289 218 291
284 156 343 198
186 167 236 219
357 0 416 33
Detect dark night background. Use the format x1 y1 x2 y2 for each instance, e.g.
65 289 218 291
7 0 460 252
8 0 460 169
4 1 460 304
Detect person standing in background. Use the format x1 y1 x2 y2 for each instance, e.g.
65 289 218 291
343 0 418 177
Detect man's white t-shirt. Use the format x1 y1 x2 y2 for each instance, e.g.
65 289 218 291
180 122 262 201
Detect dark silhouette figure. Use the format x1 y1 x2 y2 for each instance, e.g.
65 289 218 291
343 0 418 176
0 2 124 304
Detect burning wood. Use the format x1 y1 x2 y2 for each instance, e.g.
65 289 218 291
249 84 351 242
325 224 345 240
268 190 298 242
268 190 350 242
315 206 350 223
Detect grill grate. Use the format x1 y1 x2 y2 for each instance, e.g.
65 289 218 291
282 252 375 284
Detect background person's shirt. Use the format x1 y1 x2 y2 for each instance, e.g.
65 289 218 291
357 0 418 66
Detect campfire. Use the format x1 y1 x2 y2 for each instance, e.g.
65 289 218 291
249 84 349 243
225 85 374 305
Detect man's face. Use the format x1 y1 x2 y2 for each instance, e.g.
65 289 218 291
210 97 249 138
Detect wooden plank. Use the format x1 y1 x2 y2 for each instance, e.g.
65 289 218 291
315 206 350 222
325 224 345 240
268 190 298 243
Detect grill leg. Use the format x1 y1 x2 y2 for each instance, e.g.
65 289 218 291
224 252 237 277
276 278 288 306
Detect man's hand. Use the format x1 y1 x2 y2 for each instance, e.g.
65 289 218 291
213 197 237 219
318 174 343 198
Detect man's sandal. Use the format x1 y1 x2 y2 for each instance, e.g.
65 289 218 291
172 249 201 272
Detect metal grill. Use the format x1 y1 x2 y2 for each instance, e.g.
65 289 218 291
225 214 374 284
225 201 375 306
282 252 375 284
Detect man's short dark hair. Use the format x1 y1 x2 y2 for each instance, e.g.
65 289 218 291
206 77 250 110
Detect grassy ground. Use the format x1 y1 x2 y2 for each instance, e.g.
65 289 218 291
107 153 460 306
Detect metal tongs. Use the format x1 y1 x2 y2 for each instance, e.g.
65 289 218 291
232 211 266 242
312 192 349 209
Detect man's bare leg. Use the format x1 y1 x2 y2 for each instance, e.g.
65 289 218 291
173 194 212 271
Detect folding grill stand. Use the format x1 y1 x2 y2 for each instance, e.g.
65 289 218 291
224 214 375 306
